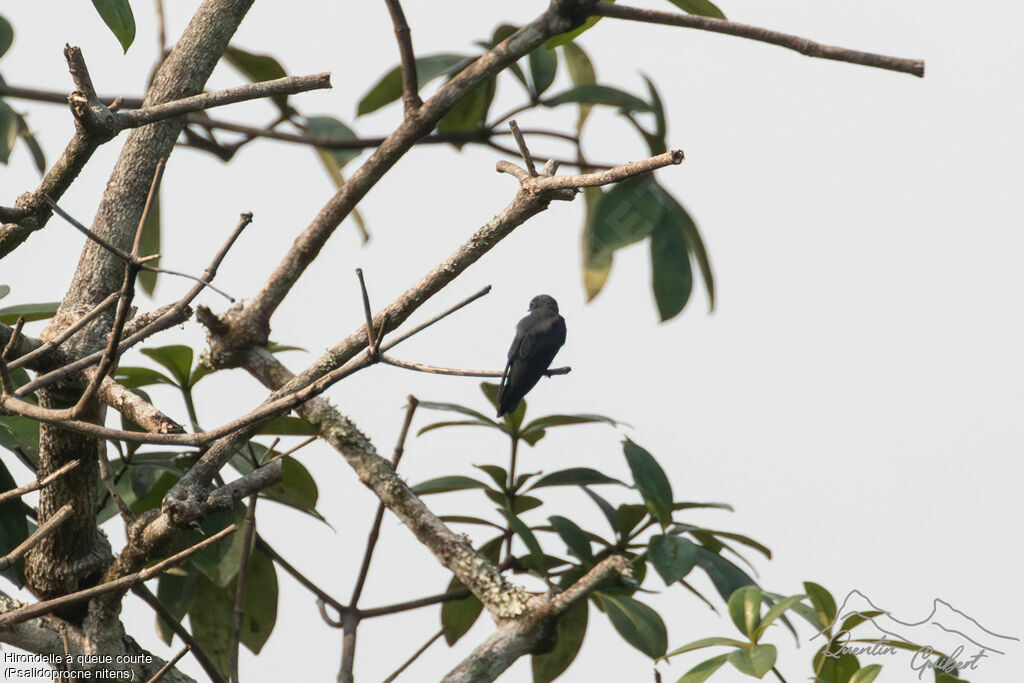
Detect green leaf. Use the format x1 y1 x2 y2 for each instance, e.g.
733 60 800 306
623 438 673 526
115 366 177 389
501 511 546 572
238 454 318 514
141 345 194 387
548 515 595 563
257 415 318 436
648 535 697 585
155 570 196 645
437 76 495 137
666 0 726 20
137 189 160 295
849 664 883 683
543 84 651 113
813 645 859 683
306 116 361 169
641 75 667 154
839 610 884 634
728 586 762 638
0 99 17 164
754 594 808 640
0 285 8 300
417 400 500 427
90 0 135 53
532 596 588 682
582 187 613 301
663 636 748 658
728 644 777 678
546 0 616 48
0 16 12 59
439 515 503 530
673 501 733 512
599 594 667 658
0 301 59 324
659 187 714 311
474 464 508 491
804 581 837 628
650 205 693 321
239 548 278 654
581 486 618 534
17 118 46 175
694 547 756 602
411 476 489 496
188 507 247 587
616 504 648 538
528 45 558 97
0 416 40 463
675 526 771 560
591 176 663 254
560 42 596 132
529 467 626 489
223 46 289 114
521 413 620 438
0 459 28 586
417 419 495 436
189 573 233 676
358 53 467 117
675 653 730 683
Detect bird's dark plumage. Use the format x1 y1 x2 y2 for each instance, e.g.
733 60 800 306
496 294 566 418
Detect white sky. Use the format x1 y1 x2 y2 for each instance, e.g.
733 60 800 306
1 1 1022 681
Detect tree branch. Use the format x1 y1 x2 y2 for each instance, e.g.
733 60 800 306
383 0 422 115
0 524 238 629
593 3 924 77
0 461 80 505
0 503 74 570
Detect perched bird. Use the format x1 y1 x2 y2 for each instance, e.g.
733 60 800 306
496 294 566 418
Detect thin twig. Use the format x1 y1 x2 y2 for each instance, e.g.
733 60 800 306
98 447 135 525
0 458 74 507
131 584 227 683
349 397 419 607
256 537 347 614
0 503 73 570
508 121 538 177
359 588 471 619
383 0 422 114
382 629 444 683
0 316 25 394
15 212 252 398
117 73 332 129
381 355 570 378
260 435 318 468
0 524 237 628
144 646 190 683
8 293 118 371
153 0 167 56
593 3 924 77
379 286 491 352
229 495 258 683
356 268 377 356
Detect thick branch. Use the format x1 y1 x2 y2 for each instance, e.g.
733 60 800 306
593 3 924 77
442 556 632 683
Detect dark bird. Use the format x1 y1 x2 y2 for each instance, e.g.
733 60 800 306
496 294 566 418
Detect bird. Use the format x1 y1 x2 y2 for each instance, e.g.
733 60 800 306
496 294 566 418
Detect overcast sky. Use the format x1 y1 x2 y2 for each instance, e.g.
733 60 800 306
2 1 1022 681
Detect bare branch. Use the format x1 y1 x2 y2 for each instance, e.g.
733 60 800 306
593 3 925 77
383 0 422 114
381 355 571 379
145 646 190 683
15 212 252 398
349 396 418 607
256 538 347 615
119 73 332 129
382 629 444 683
0 503 74 571
0 524 238 629
359 588 470 619
0 460 80 505
97 376 187 434
8 293 118 371
442 556 633 683
508 120 538 177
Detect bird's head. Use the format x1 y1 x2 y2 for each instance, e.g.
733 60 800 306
529 294 559 313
